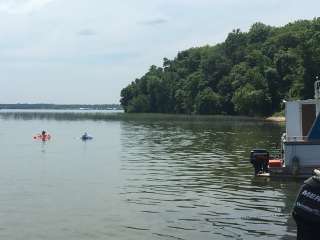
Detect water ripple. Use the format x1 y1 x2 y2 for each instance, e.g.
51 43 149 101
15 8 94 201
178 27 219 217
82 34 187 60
120 120 299 239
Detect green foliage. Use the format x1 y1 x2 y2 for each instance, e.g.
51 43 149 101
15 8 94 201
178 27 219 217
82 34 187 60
127 95 150 113
120 18 320 116
232 83 272 116
195 88 221 114
248 22 272 44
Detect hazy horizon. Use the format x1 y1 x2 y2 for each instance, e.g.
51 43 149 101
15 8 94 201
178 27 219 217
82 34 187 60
1 0 319 104
0 102 121 105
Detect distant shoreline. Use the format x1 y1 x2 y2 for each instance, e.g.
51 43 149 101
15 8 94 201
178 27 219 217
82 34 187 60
0 105 285 123
0 103 122 111
0 111 286 123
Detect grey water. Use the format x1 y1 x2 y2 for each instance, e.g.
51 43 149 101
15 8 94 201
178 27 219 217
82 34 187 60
0 112 300 240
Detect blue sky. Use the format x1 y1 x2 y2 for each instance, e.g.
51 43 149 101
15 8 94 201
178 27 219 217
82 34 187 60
0 0 319 104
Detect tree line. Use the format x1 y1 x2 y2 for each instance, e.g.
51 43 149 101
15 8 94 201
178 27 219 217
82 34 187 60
121 18 320 116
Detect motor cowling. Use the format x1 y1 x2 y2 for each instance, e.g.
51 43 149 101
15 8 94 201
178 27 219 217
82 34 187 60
292 173 320 239
250 149 269 175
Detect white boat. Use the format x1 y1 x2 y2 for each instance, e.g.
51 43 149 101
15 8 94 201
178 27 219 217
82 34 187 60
251 76 320 177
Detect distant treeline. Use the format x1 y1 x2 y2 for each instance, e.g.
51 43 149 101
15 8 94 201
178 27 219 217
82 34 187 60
0 104 122 110
121 18 320 116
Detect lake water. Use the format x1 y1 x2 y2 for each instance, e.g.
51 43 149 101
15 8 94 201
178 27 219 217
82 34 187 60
0 112 300 240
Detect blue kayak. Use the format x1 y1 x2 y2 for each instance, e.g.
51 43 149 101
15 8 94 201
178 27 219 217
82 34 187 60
81 135 93 140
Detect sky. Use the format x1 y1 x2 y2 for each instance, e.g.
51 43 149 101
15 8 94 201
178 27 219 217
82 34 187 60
0 0 319 104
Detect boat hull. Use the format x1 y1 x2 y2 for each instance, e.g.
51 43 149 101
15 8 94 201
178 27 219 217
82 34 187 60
283 141 320 176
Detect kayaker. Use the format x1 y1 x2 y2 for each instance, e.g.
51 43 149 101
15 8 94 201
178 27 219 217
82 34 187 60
41 130 47 140
292 169 320 239
82 132 88 139
82 132 92 140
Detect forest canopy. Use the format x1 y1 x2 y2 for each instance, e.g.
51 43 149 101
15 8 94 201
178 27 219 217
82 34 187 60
120 18 320 116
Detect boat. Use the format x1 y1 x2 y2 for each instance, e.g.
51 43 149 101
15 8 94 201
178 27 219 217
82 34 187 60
250 76 320 178
81 136 93 140
81 133 93 141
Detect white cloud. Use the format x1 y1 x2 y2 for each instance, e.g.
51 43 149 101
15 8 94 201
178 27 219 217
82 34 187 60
0 0 53 14
139 18 168 26
77 28 97 36
0 0 319 103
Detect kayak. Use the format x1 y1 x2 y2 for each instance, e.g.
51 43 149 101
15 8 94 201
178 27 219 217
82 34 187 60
33 134 51 141
81 136 93 141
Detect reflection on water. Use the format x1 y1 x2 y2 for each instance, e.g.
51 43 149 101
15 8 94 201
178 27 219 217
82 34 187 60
120 119 300 240
0 113 300 239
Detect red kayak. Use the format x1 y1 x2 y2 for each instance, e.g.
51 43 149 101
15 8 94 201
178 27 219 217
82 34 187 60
33 134 51 141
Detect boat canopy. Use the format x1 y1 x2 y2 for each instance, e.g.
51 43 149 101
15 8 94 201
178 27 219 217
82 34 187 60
308 113 320 140
285 99 320 141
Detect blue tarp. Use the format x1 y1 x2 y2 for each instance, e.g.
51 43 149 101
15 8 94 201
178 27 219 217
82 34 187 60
308 113 320 140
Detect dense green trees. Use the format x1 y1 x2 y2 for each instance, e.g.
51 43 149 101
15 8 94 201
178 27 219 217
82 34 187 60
121 18 320 116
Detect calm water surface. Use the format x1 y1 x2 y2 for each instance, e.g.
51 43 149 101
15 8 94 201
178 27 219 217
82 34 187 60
0 113 300 240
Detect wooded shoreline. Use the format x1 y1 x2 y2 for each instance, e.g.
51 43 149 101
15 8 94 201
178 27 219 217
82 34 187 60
121 18 320 117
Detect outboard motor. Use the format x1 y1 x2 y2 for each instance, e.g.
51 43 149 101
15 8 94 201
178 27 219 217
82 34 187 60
250 149 269 175
292 170 320 240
